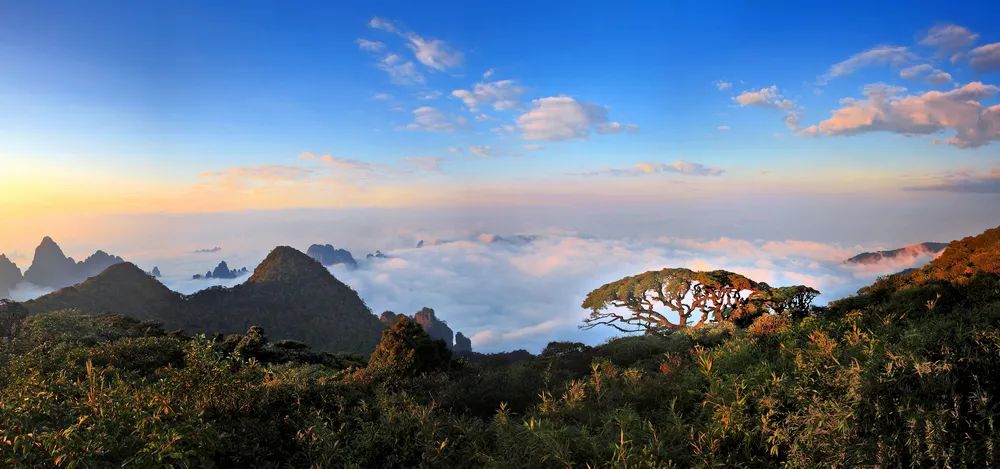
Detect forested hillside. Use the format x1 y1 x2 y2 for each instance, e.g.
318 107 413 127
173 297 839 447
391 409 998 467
2 225 1000 467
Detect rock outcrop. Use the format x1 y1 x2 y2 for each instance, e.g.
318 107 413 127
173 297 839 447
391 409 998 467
306 244 358 268
192 261 248 279
454 332 472 353
0 255 23 299
414 307 454 347
380 306 470 352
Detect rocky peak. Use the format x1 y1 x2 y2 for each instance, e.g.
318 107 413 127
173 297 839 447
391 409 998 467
306 244 358 268
24 237 83 288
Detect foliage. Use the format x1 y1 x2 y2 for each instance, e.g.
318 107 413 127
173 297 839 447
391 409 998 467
2 225 1000 466
582 267 817 333
367 316 452 377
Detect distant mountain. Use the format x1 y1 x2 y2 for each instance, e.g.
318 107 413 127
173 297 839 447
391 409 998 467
366 250 388 259
306 244 358 268
147 266 162 278
192 261 248 279
380 306 471 352
26 246 384 354
845 242 949 265
0 255 23 299
21 237 125 290
477 233 537 245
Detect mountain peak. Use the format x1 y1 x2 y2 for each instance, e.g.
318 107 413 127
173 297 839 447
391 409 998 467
35 236 67 256
248 246 331 284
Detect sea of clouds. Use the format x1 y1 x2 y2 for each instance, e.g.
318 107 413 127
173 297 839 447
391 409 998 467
6 228 946 353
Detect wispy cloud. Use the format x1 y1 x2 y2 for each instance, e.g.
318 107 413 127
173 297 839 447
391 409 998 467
355 38 386 53
405 106 467 133
714 80 732 91
375 53 424 85
452 79 525 112
819 45 914 84
357 16 463 84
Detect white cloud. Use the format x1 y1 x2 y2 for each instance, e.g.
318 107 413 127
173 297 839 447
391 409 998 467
361 17 462 84
416 90 442 100
371 92 393 101
820 45 914 84
375 53 425 85
404 33 463 71
920 24 979 59
715 80 732 91
482 68 496 79
517 96 636 141
801 82 1000 148
367 17 462 71
355 38 386 53
452 79 525 112
734 85 793 109
970 42 1000 73
734 86 800 130
405 106 466 133
368 17 399 33
576 160 724 177
469 145 496 158
899 64 953 85
717 125 731 131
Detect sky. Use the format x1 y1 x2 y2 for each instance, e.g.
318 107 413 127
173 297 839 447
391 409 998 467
2 1 1000 351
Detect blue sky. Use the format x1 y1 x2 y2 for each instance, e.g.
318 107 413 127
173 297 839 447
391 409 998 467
2 0 998 182
2 1 1000 239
